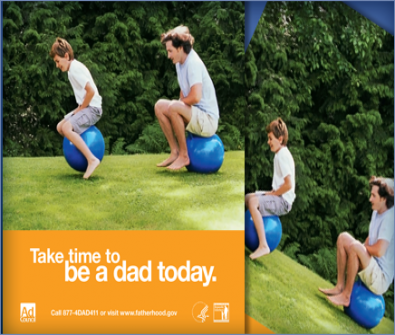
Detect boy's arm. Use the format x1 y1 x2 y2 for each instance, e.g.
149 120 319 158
266 175 292 196
180 84 202 106
73 82 95 114
365 239 389 258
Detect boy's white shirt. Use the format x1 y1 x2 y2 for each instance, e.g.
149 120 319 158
68 59 102 108
255 147 296 205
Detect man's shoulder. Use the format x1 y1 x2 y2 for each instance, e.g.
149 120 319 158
187 49 204 66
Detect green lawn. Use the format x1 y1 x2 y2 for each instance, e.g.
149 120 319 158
3 152 244 230
246 249 394 334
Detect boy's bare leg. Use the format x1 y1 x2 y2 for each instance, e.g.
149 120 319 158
327 241 371 307
319 232 355 295
167 101 192 170
57 118 68 137
61 121 100 179
248 195 270 259
245 193 254 207
155 99 180 167
57 111 75 137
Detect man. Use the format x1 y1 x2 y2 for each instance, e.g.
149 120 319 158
319 176 394 306
154 26 219 170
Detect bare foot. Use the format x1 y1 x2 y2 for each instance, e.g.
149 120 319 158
327 293 350 307
318 286 343 295
157 152 178 167
249 246 270 260
83 158 100 179
167 156 190 171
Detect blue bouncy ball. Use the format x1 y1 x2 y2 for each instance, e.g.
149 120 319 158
186 133 224 173
245 210 282 252
344 278 385 329
63 126 105 172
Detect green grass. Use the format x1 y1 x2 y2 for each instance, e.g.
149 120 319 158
3 152 244 230
246 249 394 334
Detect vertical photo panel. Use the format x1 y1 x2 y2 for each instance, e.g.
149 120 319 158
244 2 394 334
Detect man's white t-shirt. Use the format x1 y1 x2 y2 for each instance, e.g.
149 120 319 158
68 59 102 108
368 207 394 290
176 49 219 120
272 146 296 205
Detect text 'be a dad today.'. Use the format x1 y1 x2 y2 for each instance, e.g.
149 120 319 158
30 248 217 287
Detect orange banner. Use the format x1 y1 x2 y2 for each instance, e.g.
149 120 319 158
245 314 274 334
4 231 244 334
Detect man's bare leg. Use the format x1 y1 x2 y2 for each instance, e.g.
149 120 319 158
154 99 180 167
319 232 355 295
167 101 192 170
61 121 100 179
327 241 371 306
248 195 270 259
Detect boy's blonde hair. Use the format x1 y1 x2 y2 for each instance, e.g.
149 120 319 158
266 118 288 145
49 37 74 60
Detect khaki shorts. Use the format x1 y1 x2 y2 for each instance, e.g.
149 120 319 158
186 106 218 137
358 257 388 295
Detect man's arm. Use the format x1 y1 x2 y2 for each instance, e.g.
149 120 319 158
365 239 389 258
73 82 95 114
266 175 292 196
180 84 202 106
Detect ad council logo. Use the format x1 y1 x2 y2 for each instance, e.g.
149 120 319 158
213 303 229 322
20 303 36 323
192 301 209 323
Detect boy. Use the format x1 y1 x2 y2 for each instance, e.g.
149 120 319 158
245 118 296 259
50 37 102 179
154 26 219 170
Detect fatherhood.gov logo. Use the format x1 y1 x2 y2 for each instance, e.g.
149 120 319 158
20 303 36 323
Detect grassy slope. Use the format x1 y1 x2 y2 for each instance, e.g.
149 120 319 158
3 152 244 230
246 250 394 334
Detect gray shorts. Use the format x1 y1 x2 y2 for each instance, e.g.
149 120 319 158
257 193 292 217
65 106 102 135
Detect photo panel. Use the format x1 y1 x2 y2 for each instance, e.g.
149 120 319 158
244 1 394 334
2 2 245 333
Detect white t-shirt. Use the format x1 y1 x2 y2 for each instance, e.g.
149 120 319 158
176 49 219 120
368 207 394 290
272 147 296 205
68 59 102 108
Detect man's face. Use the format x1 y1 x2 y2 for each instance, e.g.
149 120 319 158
369 185 387 213
165 41 183 64
267 132 283 153
53 53 70 72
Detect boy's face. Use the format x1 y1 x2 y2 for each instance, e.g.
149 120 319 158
53 53 70 72
165 41 184 64
267 132 283 153
369 186 387 213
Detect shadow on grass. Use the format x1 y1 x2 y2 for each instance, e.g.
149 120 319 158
55 173 106 183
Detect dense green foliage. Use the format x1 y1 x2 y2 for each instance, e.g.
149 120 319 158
3 1 245 156
245 2 394 318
